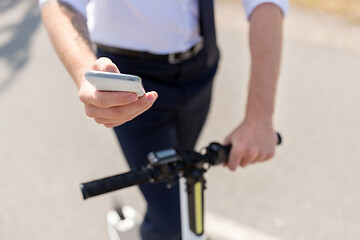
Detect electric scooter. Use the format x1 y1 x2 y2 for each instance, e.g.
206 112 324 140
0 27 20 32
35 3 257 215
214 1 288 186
81 134 282 240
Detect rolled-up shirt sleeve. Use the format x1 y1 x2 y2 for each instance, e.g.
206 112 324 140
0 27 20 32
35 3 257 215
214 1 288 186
242 0 289 19
39 0 89 17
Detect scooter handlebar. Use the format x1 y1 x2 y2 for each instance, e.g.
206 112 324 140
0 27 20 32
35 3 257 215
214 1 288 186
80 133 282 199
81 168 151 200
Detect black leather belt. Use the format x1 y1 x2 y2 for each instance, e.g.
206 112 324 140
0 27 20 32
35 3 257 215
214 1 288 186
96 41 204 64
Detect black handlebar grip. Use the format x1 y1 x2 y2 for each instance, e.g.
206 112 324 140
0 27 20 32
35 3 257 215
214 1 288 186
81 169 151 200
209 132 282 165
276 132 282 145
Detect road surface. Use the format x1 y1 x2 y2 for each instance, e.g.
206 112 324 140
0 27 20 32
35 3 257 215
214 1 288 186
1 1 360 239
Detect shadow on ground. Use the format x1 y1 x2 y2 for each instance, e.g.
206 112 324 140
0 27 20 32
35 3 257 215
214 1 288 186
0 0 41 93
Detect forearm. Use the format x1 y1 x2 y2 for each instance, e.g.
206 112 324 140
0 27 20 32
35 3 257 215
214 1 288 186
41 1 96 89
245 3 283 124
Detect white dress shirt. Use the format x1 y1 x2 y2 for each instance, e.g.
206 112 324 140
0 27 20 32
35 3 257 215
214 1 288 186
39 0 288 54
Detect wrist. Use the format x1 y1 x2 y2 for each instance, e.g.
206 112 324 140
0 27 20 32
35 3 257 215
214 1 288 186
243 113 273 128
74 59 97 90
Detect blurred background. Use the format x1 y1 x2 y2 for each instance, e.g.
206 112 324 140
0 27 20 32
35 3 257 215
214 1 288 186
1 0 360 239
292 0 360 23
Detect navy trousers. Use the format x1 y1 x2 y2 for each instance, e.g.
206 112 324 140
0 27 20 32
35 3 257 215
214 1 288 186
97 46 219 240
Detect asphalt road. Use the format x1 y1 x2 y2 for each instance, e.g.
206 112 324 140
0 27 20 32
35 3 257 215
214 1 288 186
1 1 360 239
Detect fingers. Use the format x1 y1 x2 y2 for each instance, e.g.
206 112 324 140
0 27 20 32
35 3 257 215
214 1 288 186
78 57 158 128
81 57 136 108
240 147 260 167
80 90 139 108
224 125 277 170
228 145 274 170
93 57 120 73
80 57 134 108
227 144 245 171
85 92 155 121
85 91 158 127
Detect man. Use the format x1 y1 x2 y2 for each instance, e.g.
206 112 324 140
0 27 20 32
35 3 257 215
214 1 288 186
40 0 288 239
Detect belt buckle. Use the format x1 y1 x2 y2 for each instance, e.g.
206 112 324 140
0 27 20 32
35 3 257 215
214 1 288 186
168 53 182 64
168 41 203 64
168 52 189 64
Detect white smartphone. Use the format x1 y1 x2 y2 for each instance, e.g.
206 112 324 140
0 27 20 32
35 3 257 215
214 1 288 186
85 71 145 97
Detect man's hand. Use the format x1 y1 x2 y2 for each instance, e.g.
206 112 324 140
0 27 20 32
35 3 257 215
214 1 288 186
224 3 284 170
224 120 277 170
79 57 158 128
41 2 157 128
